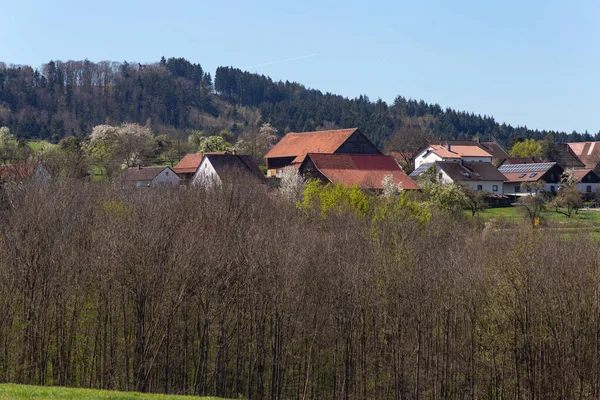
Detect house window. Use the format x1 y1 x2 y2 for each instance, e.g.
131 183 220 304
492 185 498 192
476 185 483 191
166 171 169 176
527 186 531 192
550 185 556 193
515 185 521 193
438 172 443 181
587 185 592 193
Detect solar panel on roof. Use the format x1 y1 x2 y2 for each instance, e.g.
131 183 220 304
409 163 433 178
498 162 555 173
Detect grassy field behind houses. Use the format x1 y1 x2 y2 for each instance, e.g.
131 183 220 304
475 206 600 228
0 384 229 400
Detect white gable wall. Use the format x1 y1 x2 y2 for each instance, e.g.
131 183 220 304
415 149 442 168
193 157 221 186
151 167 180 186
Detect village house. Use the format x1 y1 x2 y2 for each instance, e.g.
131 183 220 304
299 153 420 191
570 169 600 195
479 140 510 166
264 128 381 178
0 162 51 186
414 141 493 168
410 161 505 193
193 153 266 186
498 162 564 195
566 142 600 171
172 152 228 182
120 166 181 187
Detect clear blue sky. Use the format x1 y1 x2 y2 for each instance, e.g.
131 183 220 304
2 0 599 133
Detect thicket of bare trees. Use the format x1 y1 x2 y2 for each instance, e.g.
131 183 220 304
1 181 600 399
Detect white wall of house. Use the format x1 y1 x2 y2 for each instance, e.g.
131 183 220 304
415 150 492 168
152 168 180 186
34 164 51 184
576 183 600 194
461 156 493 163
193 157 221 186
503 182 558 196
415 149 442 168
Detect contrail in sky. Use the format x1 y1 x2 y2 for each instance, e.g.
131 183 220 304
243 54 319 69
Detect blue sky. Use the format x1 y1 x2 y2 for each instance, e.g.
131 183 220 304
2 0 599 133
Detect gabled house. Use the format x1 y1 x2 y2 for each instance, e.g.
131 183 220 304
194 154 266 186
173 152 228 182
414 141 493 168
566 142 600 171
570 169 600 194
264 128 381 178
299 153 420 191
411 161 505 194
120 166 180 187
0 162 51 185
498 162 563 196
546 143 585 169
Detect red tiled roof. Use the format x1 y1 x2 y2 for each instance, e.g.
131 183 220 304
571 169 599 182
265 128 358 164
173 152 228 174
427 143 492 159
120 166 172 182
0 163 39 181
305 153 420 190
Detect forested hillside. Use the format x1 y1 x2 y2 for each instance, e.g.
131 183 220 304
0 58 597 148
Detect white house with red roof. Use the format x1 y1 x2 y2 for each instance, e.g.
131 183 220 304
414 141 493 168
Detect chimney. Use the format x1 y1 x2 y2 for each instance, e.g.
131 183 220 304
232 149 237 155
447 143 452 152
137 165 141 171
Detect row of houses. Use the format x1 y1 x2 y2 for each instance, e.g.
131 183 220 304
410 140 600 196
4 128 600 198
121 128 421 191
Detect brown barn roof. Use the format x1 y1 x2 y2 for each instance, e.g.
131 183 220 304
265 128 358 164
566 142 600 169
304 153 420 190
480 141 510 160
173 152 228 174
120 166 172 182
437 161 506 182
0 163 40 181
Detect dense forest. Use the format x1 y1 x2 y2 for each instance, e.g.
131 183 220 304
2 181 600 399
1 58 597 149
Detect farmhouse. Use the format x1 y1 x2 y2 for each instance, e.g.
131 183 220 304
299 153 420 191
194 153 265 186
172 152 228 182
120 166 180 187
411 161 504 193
264 128 381 178
498 162 564 195
414 141 493 168
0 162 51 185
570 169 600 194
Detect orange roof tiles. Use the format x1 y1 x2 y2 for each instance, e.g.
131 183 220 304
305 153 420 190
0 163 39 181
265 128 358 164
427 143 492 159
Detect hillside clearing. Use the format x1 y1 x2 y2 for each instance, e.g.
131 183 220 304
0 384 229 400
